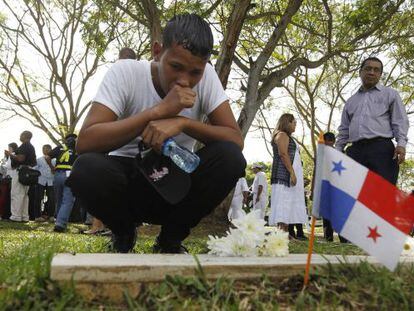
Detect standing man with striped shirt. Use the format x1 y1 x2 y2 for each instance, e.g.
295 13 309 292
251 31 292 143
336 57 409 185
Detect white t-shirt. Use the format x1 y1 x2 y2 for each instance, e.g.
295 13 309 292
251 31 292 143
93 59 229 158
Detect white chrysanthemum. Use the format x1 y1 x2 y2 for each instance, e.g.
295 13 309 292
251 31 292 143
207 234 230 256
207 229 258 257
232 210 266 243
225 229 258 257
207 210 290 257
401 236 414 257
261 230 289 257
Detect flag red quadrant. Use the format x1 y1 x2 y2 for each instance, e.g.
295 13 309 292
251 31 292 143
358 171 414 234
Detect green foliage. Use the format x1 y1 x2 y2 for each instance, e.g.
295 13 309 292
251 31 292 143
398 159 414 191
80 1 124 58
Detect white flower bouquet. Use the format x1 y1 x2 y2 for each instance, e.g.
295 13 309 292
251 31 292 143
207 210 289 257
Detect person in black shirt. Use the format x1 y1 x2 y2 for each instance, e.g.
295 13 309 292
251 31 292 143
6 131 36 222
49 134 77 232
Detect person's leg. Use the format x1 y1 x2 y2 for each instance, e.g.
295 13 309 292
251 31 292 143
21 185 30 222
288 224 296 239
45 185 55 218
295 224 305 239
33 184 44 220
365 140 399 185
67 153 137 235
69 143 245 251
339 234 349 243
10 171 22 221
323 218 333 241
28 185 36 220
55 182 75 229
68 153 139 252
3 177 11 219
346 144 367 166
259 200 266 220
152 141 246 248
121 141 245 250
53 173 64 218
10 171 29 222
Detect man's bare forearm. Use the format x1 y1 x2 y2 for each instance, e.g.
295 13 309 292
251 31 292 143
77 108 158 154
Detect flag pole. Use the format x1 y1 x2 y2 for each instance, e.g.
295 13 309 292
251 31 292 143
303 132 325 288
303 216 316 287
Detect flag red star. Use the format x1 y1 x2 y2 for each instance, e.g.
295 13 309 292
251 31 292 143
367 226 381 243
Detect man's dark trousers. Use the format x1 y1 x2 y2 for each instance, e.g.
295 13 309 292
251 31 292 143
346 138 399 185
33 184 55 218
67 141 246 244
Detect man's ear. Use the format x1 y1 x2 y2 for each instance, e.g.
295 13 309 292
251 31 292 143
152 41 163 61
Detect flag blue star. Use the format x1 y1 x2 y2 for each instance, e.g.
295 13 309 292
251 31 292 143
332 160 346 175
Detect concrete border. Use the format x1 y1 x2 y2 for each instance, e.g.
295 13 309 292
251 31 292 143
50 254 414 301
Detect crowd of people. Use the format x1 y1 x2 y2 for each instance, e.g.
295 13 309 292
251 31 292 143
229 56 409 241
0 14 410 251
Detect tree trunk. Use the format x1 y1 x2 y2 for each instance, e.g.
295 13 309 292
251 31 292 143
203 189 234 228
215 0 252 87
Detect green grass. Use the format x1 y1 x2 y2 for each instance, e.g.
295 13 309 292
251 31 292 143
0 221 412 310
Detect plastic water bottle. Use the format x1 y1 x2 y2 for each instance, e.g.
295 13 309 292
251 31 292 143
162 138 200 173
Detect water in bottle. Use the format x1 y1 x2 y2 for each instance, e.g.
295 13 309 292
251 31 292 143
162 138 200 173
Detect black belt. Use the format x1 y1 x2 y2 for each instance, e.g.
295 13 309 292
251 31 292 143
353 137 392 145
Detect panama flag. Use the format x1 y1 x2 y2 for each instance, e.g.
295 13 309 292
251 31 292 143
312 144 414 270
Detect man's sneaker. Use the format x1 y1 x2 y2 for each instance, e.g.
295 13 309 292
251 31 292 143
111 229 137 253
53 225 66 233
153 238 188 254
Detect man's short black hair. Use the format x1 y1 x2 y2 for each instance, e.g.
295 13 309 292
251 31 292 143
21 130 33 140
323 132 336 142
119 47 136 60
163 13 213 59
360 57 383 73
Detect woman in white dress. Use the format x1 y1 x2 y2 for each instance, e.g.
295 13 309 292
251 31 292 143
268 113 308 239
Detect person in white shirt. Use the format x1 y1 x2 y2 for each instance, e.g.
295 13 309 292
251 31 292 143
1 143 18 177
66 14 245 253
251 163 268 219
34 144 55 221
228 177 249 221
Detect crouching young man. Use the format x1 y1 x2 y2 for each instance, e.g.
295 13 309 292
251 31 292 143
67 14 246 253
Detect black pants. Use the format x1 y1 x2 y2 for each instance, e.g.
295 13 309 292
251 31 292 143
288 224 304 238
33 184 55 218
346 138 398 185
323 218 348 242
0 178 11 219
28 185 36 220
67 141 246 243
323 218 333 241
